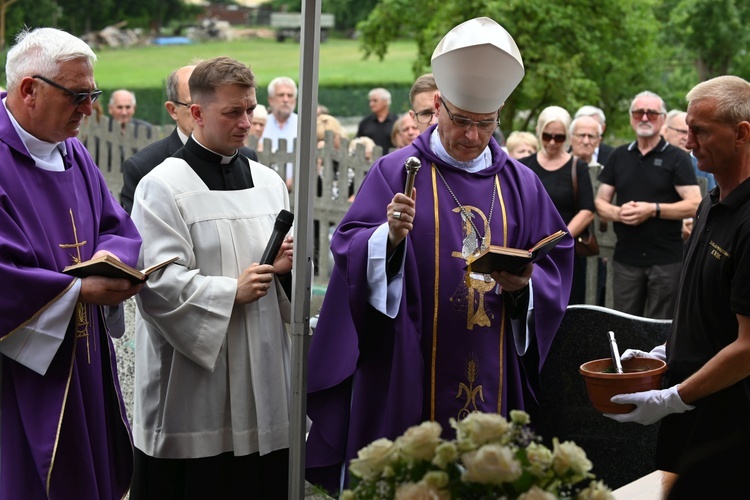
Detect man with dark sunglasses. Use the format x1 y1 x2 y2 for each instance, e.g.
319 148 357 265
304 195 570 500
595 90 701 319
0 27 141 498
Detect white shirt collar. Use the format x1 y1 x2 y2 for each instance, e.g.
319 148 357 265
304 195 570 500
429 127 491 172
191 135 237 164
177 126 190 145
3 97 66 172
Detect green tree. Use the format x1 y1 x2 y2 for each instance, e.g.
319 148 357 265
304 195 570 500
4 0 61 46
105 0 196 33
6 0 195 40
357 0 663 140
658 0 750 81
324 0 378 33
56 0 116 35
0 0 21 51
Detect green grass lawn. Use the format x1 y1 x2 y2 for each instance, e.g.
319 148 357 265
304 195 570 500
94 37 418 89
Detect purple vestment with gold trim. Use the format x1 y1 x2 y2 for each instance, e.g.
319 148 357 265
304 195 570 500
0 95 140 499
306 128 573 492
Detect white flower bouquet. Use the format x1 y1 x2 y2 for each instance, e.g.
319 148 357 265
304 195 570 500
342 410 614 499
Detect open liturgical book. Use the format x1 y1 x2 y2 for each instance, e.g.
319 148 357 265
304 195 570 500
63 255 179 284
466 230 567 275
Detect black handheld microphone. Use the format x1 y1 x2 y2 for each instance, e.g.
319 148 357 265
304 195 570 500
260 209 294 265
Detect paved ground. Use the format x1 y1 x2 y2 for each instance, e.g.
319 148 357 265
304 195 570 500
114 299 331 499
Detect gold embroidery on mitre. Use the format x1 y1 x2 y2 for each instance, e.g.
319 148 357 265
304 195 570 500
456 352 485 420
59 209 91 363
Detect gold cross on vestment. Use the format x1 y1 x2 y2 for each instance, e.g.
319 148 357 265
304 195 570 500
59 209 88 263
59 209 92 363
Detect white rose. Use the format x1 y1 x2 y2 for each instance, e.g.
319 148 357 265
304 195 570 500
518 486 557 500
431 441 459 469
349 438 396 481
451 412 511 450
552 438 593 480
510 410 531 426
525 441 553 476
397 421 443 461
423 470 450 489
461 443 522 485
394 481 448 500
576 480 615 500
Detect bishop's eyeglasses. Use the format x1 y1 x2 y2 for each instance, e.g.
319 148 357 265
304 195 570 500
439 97 498 131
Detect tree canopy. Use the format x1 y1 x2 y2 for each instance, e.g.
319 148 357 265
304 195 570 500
1 0 748 139
3 0 197 49
357 0 750 140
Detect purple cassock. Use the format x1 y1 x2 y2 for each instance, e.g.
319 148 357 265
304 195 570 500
0 96 141 499
305 128 573 492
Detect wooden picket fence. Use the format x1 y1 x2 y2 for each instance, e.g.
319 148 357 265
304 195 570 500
81 118 705 310
79 119 382 300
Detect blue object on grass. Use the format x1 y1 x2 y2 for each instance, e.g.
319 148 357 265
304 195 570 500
152 37 193 46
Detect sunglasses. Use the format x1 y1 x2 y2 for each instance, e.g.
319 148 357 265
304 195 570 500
33 75 102 106
542 132 566 143
631 109 664 121
439 97 498 131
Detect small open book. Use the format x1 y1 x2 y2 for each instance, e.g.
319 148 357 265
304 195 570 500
63 255 179 284
466 230 567 275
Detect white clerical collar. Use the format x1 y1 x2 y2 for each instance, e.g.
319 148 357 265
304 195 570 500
177 126 190 145
429 127 491 172
191 135 236 164
3 97 66 172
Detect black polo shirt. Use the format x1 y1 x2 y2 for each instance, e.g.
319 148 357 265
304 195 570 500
598 138 697 266
668 177 750 382
657 177 750 469
356 112 397 151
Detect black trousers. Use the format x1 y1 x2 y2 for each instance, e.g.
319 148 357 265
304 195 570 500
131 447 289 500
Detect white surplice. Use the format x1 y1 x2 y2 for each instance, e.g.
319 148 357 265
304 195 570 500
131 157 292 459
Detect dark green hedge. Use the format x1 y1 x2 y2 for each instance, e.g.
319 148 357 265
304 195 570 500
103 83 414 126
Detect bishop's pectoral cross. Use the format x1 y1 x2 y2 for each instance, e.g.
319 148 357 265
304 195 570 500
59 209 92 364
451 207 495 330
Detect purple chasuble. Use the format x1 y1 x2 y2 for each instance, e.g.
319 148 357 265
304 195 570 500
0 95 140 499
305 128 573 492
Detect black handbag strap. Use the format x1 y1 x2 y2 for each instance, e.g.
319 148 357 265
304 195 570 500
571 155 579 212
571 156 595 239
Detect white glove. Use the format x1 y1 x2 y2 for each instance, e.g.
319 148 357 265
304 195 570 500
604 385 694 425
621 344 666 362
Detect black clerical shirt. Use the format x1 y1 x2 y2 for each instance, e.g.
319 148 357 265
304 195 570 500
173 136 254 191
